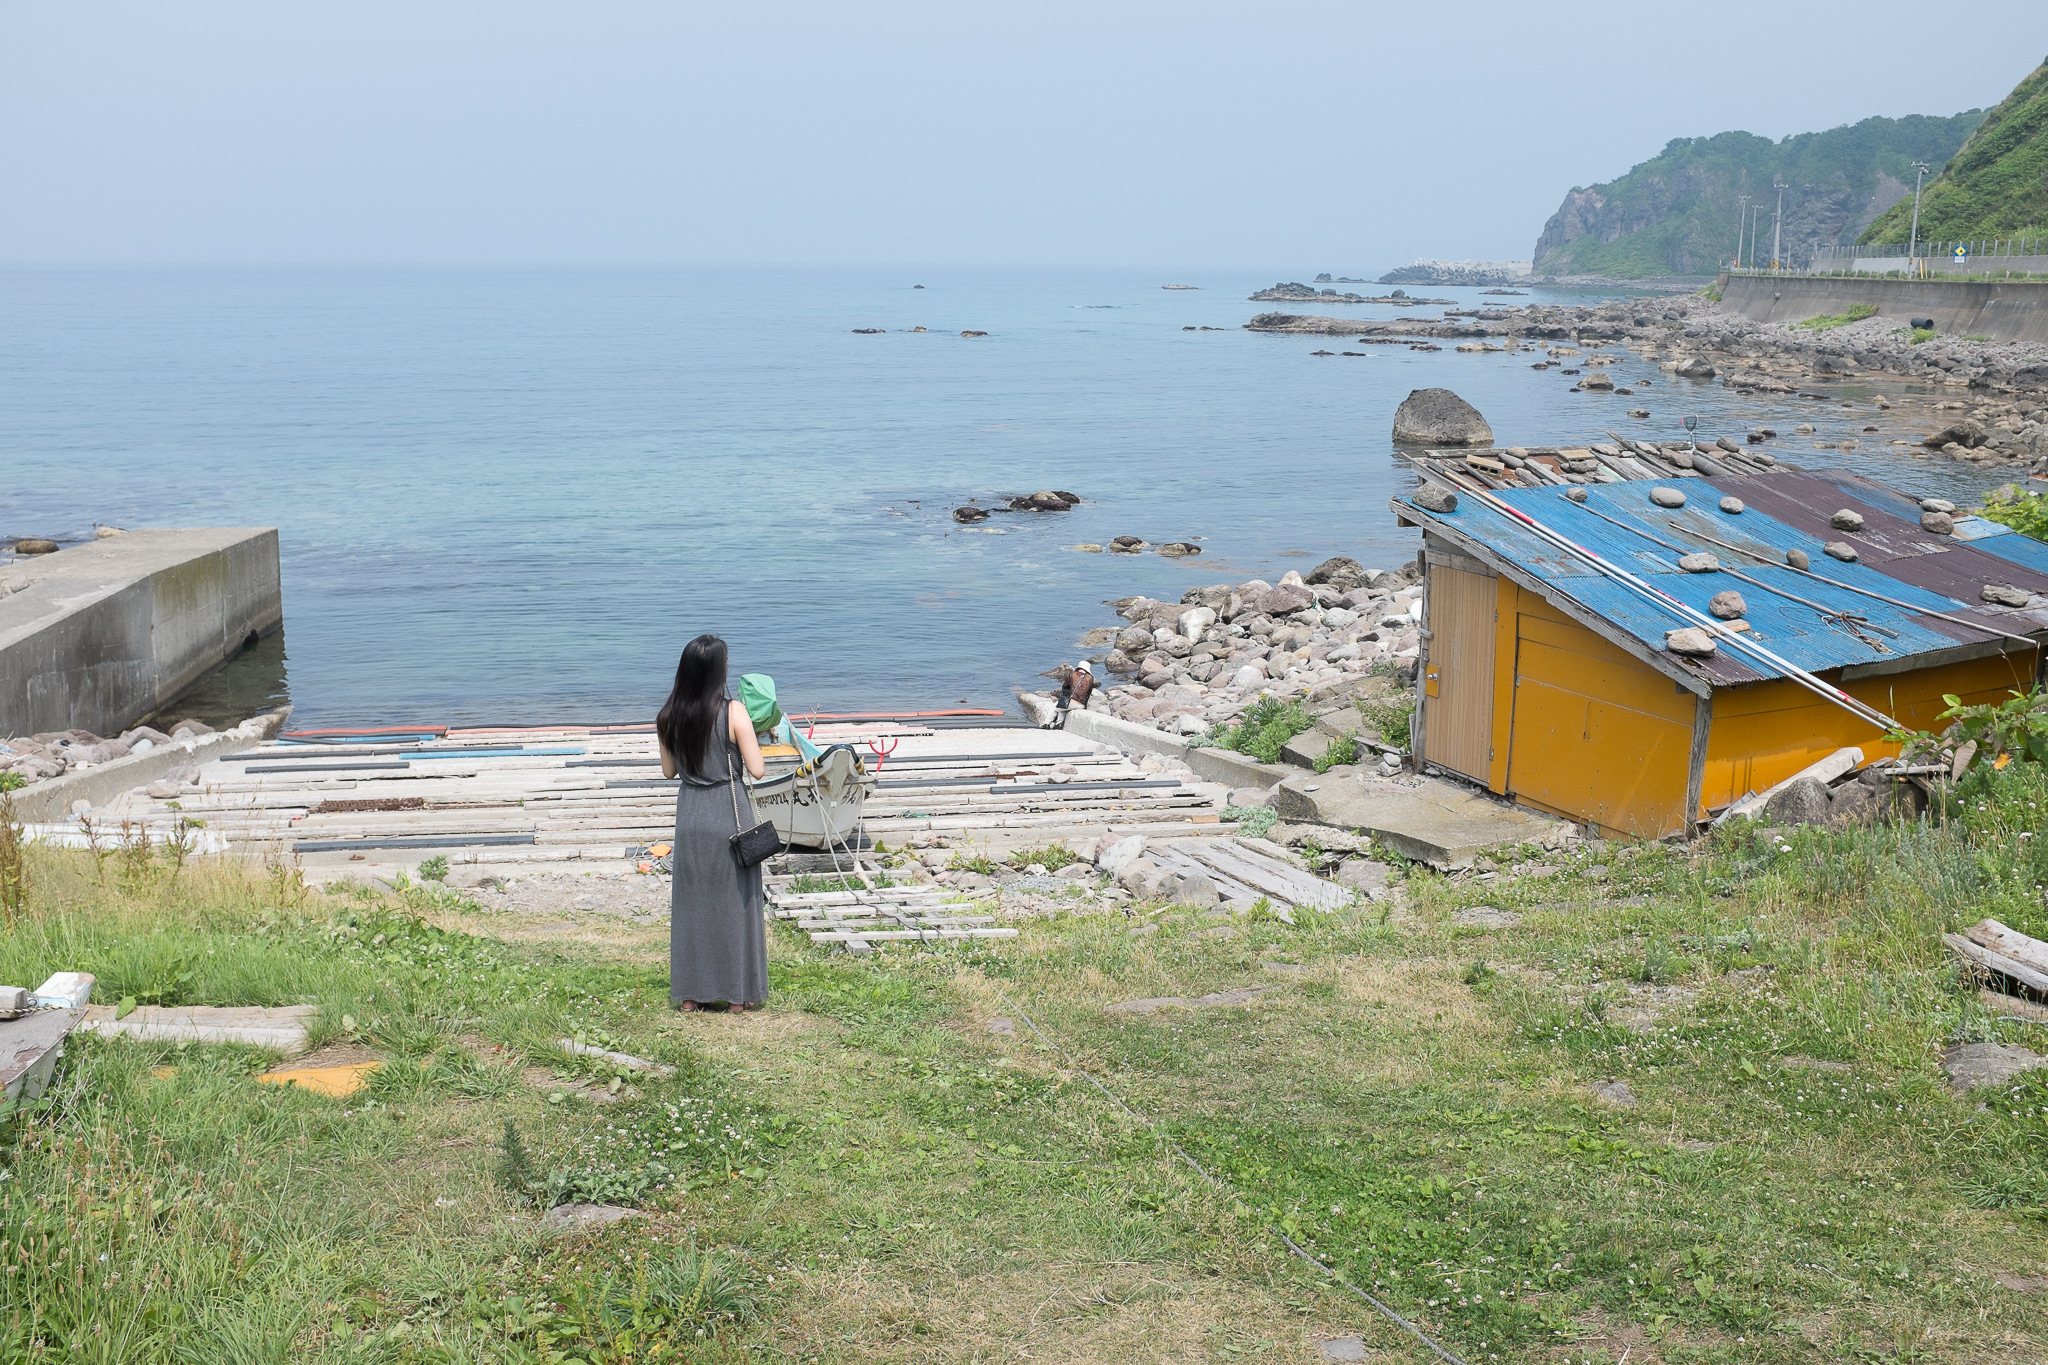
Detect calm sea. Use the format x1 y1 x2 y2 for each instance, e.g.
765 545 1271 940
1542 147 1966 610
0 266 2000 731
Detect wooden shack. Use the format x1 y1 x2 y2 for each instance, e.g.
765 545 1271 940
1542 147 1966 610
1393 447 2048 837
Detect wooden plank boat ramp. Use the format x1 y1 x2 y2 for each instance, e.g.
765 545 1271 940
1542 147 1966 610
79 712 1352 949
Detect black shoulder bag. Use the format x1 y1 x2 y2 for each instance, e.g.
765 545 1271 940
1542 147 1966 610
726 745 781 868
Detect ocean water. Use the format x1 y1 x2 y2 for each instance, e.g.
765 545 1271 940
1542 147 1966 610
0 266 2002 731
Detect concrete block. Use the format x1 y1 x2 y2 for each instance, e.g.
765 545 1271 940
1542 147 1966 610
1270 771 1560 870
80 1004 315 1053
1060 708 1291 788
32 973 94 1009
0 528 282 738
1281 731 1331 769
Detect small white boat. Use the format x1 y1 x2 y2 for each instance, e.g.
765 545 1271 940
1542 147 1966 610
748 743 873 850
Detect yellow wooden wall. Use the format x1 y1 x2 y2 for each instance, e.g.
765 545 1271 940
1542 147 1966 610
1698 647 2039 814
1485 580 1696 839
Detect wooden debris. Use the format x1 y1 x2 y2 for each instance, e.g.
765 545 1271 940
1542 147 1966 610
1946 929 2048 996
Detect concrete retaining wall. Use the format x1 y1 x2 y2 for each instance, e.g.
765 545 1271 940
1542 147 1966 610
0 529 282 739
1017 694 1293 790
1717 274 2048 346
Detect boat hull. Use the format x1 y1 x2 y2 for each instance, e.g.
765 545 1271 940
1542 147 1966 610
747 744 872 850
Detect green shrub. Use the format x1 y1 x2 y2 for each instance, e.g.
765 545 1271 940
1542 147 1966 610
0 773 24 793
1793 302 1878 330
1223 805 1278 838
1313 734 1360 773
1210 696 1316 764
1977 486 2048 540
1909 326 1938 344
416 854 449 882
1015 841 1081 871
1357 697 1413 749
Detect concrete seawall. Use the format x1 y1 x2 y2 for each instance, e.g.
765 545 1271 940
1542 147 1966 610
1718 275 2048 346
0 529 282 738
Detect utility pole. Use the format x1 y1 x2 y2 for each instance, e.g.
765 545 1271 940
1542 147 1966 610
1733 193 1750 269
1908 160 1931 272
1771 176 1787 272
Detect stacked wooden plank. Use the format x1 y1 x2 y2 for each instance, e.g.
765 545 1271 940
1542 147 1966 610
1413 432 1782 493
84 721 1232 880
766 883 1018 948
1146 837 1352 918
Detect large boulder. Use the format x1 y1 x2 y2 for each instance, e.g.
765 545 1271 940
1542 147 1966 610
1305 556 1366 591
1257 583 1314 616
1922 419 1987 449
1673 355 1718 378
1391 388 1493 447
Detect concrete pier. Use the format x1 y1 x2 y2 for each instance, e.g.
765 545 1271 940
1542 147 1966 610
0 529 282 738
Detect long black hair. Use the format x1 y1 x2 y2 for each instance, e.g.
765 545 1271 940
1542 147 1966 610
656 634 729 778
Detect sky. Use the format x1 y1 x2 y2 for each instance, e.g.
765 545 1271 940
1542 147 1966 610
1 3 2041 268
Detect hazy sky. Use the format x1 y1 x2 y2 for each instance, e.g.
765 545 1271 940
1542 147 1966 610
2 3 2040 267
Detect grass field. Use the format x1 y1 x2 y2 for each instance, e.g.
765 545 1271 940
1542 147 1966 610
1 767 2045 1364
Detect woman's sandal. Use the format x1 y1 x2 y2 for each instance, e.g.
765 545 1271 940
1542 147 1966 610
673 1000 700 1012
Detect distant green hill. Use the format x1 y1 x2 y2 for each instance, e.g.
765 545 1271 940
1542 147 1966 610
1859 60 2048 245
1534 112 1985 278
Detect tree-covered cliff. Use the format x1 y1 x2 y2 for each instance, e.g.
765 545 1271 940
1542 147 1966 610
1534 111 1985 278
1859 59 2048 245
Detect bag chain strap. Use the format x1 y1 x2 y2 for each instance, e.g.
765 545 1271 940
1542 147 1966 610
725 736 745 834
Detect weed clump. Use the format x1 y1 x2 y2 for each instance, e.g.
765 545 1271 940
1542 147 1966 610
1313 733 1360 773
1208 696 1315 764
1223 805 1278 838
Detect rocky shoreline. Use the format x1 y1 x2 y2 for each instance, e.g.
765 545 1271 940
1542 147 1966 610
1248 295 2048 472
1250 282 1454 306
1 719 219 793
1030 557 1426 752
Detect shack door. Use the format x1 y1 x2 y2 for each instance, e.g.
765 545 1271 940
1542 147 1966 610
1421 562 1497 783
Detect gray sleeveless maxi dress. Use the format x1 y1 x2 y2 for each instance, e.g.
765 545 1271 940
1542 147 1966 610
669 735 768 1007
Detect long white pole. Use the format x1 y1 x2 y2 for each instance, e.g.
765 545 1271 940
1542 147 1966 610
1433 475 1899 732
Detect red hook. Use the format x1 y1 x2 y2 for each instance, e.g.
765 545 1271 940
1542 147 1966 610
866 735 899 773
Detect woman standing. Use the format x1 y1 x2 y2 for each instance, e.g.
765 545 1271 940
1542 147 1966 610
656 635 768 1011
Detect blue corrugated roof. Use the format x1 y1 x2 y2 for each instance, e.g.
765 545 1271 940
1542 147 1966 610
1405 470 2048 685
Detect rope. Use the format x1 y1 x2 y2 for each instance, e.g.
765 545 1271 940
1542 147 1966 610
1566 500 1899 648
1434 472 1898 733
999 996 1473 1365
1669 521 2042 650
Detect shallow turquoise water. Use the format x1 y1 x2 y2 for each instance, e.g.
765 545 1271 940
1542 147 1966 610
0 266 1994 729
